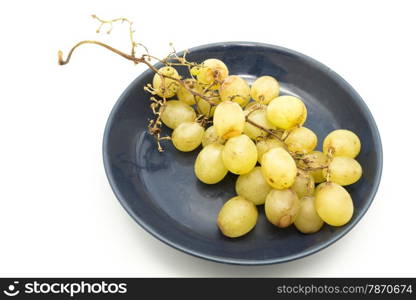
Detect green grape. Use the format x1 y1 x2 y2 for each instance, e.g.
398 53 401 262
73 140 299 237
315 182 354 226
244 107 276 140
196 90 221 117
261 147 297 189
323 156 362 186
323 129 361 158
250 75 280 104
160 100 196 129
266 95 307 129
256 136 285 164
294 196 324 234
291 171 315 199
219 75 251 107
217 196 258 238
213 101 245 139
194 143 228 184
284 127 318 154
297 151 329 183
235 167 272 205
172 122 204 152
201 126 225 147
244 101 260 111
197 58 229 89
152 66 181 98
222 134 257 175
265 189 300 228
177 78 198 105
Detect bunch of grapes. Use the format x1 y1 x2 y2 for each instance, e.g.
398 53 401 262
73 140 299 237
150 58 363 238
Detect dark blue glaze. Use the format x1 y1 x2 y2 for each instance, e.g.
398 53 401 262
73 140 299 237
103 42 383 265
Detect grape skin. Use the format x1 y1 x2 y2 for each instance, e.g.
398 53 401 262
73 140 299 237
284 127 318 154
244 108 276 140
323 129 361 158
160 100 196 129
177 78 198 105
172 122 204 152
235 167 271 205
217 196 258 238
222 134 257 175
197 58 229 89
323 156 362 186
315 182 354 226
213 101 245 139
219 75 251 107
256 136 285 164
294 196 324 234
250 76 280 104
201 126 225 147
261 147 297 189
266 96 307 129
194 143 228 184
152 66 180 98
297 151 329 183
265 189 300 228
291 171 315 199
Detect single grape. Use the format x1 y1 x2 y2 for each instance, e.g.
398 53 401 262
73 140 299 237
323 156 362 186
196 90 221 117
297 151 329 183
160 100 196 129
213 101 245 139
291 170 315 199
244 107 276 140
284 127 318 154
194 143 228 184
201 126 225 147
219 75 250 107
222 134 257 175
244 101 260 111
265 189 300 228
294 196 324 234
261 147 297 189
235 167 272 205
177 78 199 105
217 196 258 238
323 129 361 158
197 58 229 89
266 95 307 129
315 182 354 226
152 66 180 98
250 76 280 104
172 122 204 152
256 136 285 164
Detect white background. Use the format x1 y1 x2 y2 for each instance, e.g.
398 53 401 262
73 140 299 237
0 0 415 277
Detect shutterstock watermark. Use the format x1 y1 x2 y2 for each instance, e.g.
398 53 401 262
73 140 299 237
2 280 127 297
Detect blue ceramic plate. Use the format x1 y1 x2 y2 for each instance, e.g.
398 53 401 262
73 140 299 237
103 42 382 265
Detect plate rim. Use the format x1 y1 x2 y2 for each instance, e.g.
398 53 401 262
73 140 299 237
102 41 383 265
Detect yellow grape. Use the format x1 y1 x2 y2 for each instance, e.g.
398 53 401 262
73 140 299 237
261 147 297 189
152 66 180 98
201 126 225 147
284 127 318 154
222 134 257 175
217 196 258 238
265 189 300 228
213 101 245 139
160 100 196 129
196 90 221 117
197 58 229 89
294 196 324 234
250 76 280 104
172 122 204 152
266 95 307 129
219 75 251 107
323 156 362 186
323 129 361 158
315 182 354 226
291 171 315 199
194 143 228 184
177 78 199 105
244 107 276 140
235 167 272 205
256 136 285 164
298 151 329 183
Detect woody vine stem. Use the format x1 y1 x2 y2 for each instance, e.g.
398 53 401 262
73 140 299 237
57 15 328 171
